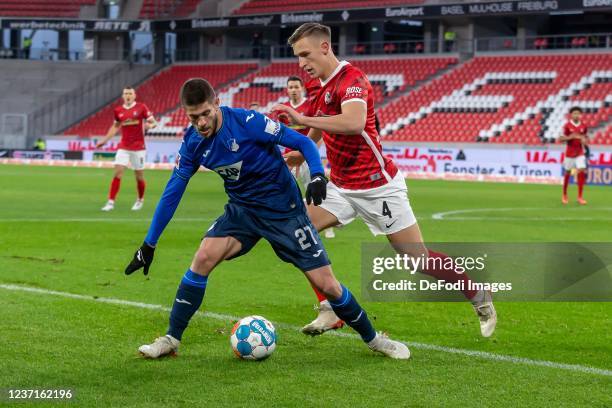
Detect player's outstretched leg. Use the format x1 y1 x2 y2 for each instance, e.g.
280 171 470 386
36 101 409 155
138 269 206 358
388 224 497 337
139 237 242 358
305 266 410 359
302 206 345 335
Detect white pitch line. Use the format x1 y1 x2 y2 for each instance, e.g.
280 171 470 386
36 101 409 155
0 217 215 223
432 207 612 221
1 283 611 377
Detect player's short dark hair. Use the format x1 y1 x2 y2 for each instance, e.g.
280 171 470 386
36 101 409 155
569 106 583 114
180 78 216 106
287 76 303 85
123 86 135 92
288 23 331 46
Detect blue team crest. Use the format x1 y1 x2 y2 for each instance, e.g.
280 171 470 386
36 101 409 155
230 139 239 152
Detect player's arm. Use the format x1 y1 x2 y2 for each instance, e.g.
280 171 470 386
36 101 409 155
96 121 120 148
284 127 322 168
248 113 327 205
145 115 158 130
125 139 197 276
273 101 366 135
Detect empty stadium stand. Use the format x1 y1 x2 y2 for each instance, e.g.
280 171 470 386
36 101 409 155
64 62 258 137
0 0 96 18
139 0 200 18
234 0 422 15
379 53 612 145
142 57 455 136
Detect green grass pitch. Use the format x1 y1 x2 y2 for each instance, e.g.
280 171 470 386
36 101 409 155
0 165 610 407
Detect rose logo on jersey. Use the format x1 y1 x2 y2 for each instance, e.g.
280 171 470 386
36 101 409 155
324 91 332 105
345 86 363 99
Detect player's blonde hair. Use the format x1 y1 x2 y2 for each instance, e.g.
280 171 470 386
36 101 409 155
287 23 331 46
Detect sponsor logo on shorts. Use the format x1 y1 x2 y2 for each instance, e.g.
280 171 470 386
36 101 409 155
385 219 398 229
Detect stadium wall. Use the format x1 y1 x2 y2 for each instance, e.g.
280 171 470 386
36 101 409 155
31 137 612 186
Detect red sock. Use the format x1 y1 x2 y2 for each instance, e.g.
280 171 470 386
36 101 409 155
137 179 146 200
109 177 121 200
563 173 570 196
311 284 327 303
577 172 585 198
422 250 478 300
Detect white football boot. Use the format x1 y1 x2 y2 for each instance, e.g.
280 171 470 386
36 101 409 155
368 332 411 359
131 199 144 211
301 300 344 335
138 335 180 358
471 290 497 337
101 200 115 212
324 228 335 238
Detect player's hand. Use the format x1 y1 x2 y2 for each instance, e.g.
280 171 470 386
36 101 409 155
306 173 327 206
272 104 304 126
125 242 155 276
284 151 305 168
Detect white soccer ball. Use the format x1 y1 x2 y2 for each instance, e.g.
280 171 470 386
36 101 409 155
230 315 276 360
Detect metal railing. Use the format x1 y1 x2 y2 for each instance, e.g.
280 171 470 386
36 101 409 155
0 47 88 61
475 33 612 52
0 45 156 63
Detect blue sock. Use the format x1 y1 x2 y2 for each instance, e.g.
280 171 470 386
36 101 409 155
167 269 207 341
328 284 376 343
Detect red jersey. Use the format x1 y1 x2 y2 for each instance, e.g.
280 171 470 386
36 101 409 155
562 120 587 158
277 99 311 136
308 61 397 189
113 102 152 151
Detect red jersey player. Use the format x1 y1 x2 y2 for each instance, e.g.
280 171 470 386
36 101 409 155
559 106 589 205
96 87 157 211
274 23 496 341
273 76 334 239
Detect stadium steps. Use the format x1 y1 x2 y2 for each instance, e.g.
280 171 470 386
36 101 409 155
378 57 465 111
378 53 612 145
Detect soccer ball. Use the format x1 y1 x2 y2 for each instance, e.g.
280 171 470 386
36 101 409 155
230 315 276 360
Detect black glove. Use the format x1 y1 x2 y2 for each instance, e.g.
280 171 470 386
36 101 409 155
305 173 327 206
125 242 155 276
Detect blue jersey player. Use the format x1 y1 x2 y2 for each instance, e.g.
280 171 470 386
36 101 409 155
125 78 409 360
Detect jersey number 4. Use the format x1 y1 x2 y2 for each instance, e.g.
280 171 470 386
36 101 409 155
382 200 392 218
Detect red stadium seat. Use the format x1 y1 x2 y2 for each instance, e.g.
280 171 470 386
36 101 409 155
0 0 95 18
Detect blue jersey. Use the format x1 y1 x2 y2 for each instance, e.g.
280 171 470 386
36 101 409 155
176 107 305 218
144 107 324 246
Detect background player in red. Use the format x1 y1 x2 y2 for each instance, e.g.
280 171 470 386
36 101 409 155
96 87 157 211
559 106 589 205
275 23 496 338
273 76 335 238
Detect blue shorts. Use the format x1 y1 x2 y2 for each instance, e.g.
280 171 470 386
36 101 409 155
205 203 331 272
